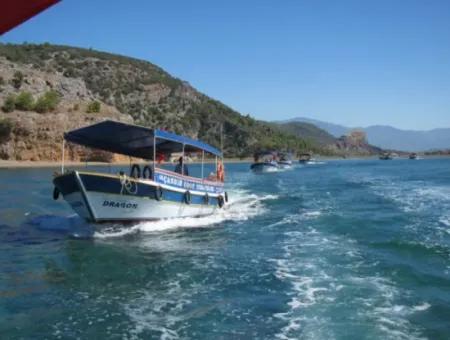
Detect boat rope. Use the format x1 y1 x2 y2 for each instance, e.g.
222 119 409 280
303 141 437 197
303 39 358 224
119 173 138 195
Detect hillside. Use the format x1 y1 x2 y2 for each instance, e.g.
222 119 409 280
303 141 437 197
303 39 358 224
276 122 337 146
0 43 322 161
284 117 450 152
275 122 381 156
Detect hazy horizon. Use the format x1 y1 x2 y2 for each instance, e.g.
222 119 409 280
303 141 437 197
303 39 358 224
278 116 450 132
2 0 450 130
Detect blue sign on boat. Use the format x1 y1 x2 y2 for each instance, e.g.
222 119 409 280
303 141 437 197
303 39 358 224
154 169 223 194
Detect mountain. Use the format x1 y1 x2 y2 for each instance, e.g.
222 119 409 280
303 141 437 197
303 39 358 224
275 122 381 156
0 43 324 161
275 122 336 146
363 125 450 152
281 117 349 138
283 117 450 152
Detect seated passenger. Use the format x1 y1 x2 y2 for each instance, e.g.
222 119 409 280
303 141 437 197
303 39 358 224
207 172 217 181
174 157 189 176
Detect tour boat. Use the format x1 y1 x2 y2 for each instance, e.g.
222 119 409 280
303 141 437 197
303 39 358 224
379 152 393 160
250 160 279 173
277 153 293 169
278 159 292 169
298 153 312 164
52 120 227 223
250 151 279 174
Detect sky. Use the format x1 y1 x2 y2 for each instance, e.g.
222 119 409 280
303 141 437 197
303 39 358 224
2 0 450 130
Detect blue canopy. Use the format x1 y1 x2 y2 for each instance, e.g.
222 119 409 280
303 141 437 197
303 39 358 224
64 120 222 159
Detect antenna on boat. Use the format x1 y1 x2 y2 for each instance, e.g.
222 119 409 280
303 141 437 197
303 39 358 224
220 122 224 160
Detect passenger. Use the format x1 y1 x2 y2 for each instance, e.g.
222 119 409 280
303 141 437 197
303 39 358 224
207 172 217 181
217 161 225 182
174 157 189 176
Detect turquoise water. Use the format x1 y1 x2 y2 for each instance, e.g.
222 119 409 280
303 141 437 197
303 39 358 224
0 159 449 339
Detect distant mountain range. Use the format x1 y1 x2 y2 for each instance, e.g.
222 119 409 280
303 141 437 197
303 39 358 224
281 117 450 152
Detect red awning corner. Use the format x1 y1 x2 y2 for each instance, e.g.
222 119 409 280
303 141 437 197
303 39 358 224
0 0 60 35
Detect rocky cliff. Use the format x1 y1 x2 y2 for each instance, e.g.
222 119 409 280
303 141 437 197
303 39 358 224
329 130 382 156
0 54 133 161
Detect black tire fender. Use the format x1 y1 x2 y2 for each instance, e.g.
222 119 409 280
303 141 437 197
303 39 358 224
224 192 229 203
155 186 163 201
204 193 209 204
184 190 191 204
130 164 141 179
218 195 225 208
142 165 153 179
53 187 60 200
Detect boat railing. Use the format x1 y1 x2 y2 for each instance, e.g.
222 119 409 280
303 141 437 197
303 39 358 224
154 167 224 186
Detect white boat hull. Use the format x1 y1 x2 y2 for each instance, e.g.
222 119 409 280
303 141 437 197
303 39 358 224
251 163 279 174
54 171 225 223
65 191 218 222
278 162 292 170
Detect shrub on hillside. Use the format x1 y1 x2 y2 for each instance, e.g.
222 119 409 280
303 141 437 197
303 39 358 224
86 101 101 113
34 90 60 113
2 94 16 113
15 91 34 111
12 71 24 89
0 118 13 142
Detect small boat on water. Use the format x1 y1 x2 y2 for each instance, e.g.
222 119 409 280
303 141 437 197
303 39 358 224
379 152 393 160
53 120 227 223
298 153 312 164
278 153 293 169
409 153 418 160
298 153 322 165
250 152 279 173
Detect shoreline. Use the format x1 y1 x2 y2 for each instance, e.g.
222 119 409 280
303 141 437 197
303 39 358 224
0 158 253 169
1 155 449 169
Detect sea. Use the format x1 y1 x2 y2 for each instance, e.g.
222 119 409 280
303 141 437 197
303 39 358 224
0 158 449 339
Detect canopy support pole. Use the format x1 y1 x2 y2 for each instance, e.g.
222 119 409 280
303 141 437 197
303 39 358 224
61 139 65 174
153 135 156 178
182 144 185 176
201 150 204 180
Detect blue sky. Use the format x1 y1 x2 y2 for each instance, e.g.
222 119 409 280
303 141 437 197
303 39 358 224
2 0 450 130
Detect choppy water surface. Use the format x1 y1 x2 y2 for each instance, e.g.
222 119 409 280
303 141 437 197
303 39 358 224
1 159 449 339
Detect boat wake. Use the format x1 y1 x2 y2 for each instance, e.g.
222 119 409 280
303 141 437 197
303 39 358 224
94 190 276 239
271 224 428 340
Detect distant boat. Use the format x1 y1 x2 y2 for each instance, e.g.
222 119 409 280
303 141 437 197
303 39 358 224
379 152 393 160
53 120 227 223
298 153 312 164
278 153 293 169
409 153 418 159
278 159 292 169
251 152 279 174
250 161 279 173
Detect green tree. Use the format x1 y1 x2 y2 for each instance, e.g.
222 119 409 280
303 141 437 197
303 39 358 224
34 90 60 113
15 91 34 111
1 94 16 113
86 100 101 113
12 71 24 89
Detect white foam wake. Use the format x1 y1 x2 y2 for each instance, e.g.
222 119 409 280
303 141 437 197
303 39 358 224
272 225 429 340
